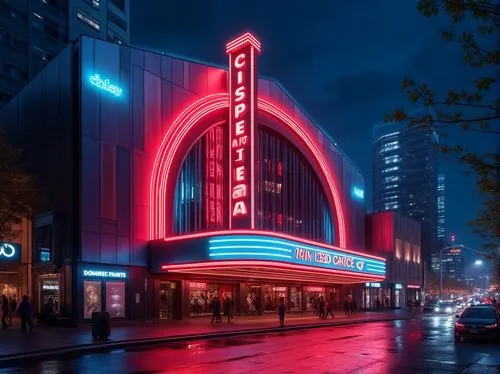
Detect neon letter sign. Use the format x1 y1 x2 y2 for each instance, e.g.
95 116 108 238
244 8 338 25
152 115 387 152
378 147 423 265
227 34 260 229
89 73 123 97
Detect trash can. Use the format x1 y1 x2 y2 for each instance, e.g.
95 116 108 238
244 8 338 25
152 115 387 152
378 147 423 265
91 311 111 340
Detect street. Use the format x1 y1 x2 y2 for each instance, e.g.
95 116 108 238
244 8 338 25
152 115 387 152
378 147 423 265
3 315 500 373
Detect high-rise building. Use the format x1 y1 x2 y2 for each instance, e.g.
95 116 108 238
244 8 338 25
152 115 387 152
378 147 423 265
0 0 129 107
443 246 465 283
437 174 445 238
372 114 438 271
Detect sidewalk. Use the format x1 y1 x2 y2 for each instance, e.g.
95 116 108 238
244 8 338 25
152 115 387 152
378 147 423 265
0 309 421 364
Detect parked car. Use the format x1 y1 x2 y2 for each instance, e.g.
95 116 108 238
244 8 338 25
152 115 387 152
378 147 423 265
433 301 456 314
455 305 500 342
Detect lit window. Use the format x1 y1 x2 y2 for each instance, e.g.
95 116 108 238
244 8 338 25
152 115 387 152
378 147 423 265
384 155 400 164
83 0 100 8
382 166 399 173
77 10 100 31
384 175 399 183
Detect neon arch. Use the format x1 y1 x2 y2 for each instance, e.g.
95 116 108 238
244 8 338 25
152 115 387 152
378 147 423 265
149 93 347 248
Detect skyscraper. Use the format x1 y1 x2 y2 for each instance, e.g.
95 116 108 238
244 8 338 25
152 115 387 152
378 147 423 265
443 246 465 283
373 114 438 271
0 0 129 107
437 174 445 239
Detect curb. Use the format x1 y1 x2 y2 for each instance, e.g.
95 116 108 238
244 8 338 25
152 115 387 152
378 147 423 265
0 316 418 367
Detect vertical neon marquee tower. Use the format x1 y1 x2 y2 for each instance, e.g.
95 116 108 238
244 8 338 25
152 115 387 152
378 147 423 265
226 33 261 229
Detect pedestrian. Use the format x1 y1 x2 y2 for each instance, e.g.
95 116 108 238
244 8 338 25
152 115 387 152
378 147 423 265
223 296 233 323
376 297 381 312
210 296 222 324
407 298 413 311
1 295 9 329
277 297 285 327
9 295 17 326
350 298 357 316
385 297 390 309
17 295 33 332
318 296 325 319
324 300 335 319
343 297 350 317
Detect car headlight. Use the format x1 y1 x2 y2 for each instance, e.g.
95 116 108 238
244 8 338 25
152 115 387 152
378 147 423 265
445 307 452 313
434 307 440 312
485 323 498 329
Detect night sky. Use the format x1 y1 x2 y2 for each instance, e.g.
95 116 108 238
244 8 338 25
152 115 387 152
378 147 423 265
131 1 497 273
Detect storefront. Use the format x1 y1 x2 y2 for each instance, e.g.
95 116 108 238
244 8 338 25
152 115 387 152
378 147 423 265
0 242 28 303
188 281 236 316
78 265 128 321
362 282 392 310
393 283 404 309
407 284 421 304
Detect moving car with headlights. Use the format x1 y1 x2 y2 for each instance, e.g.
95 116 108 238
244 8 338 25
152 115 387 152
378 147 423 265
434 301 456 314
423 300 437 313
455 305 500 342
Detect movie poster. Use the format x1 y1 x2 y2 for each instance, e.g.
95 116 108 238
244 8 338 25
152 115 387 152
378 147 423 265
83 281 102 319
105 281 126 318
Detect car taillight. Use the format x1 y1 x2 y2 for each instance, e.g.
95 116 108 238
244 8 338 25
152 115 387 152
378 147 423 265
455 322 465 329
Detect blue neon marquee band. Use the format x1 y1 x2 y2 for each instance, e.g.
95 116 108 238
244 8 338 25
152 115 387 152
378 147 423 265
208 235 385 276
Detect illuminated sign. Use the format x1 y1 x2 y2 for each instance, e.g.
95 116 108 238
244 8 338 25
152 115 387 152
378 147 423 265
352 187 364 200
365 282 381 288
395 284 403 290
42 284 59 291
89 73 123 97
305 287 326 293
272 286 287 292
407 284 421 289
205 125 224 228
208 235 385 276
189 282 207 290
227 33 260 229
0 243 20 262
82 269 127 279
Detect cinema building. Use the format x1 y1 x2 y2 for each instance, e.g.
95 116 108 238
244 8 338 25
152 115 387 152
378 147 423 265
0 33 385 323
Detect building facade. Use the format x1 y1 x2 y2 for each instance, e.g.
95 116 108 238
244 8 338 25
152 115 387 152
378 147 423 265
372 117 438 272
365 211 422 309
0 0 129 107
437 174 445 239
0 34 384 323
0 218 32 303
443 246 465 284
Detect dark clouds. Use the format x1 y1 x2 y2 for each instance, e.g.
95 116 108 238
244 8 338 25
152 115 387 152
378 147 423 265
131 0 494 257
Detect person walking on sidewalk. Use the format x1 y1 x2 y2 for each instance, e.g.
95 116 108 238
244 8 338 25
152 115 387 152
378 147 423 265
1 295 9 329
8 295 17 326
223 296 233 323
343 297 350 317
17 295 33 332
350 297 357 316
277 297 286 327
318 296 326 319
210 296 221 324
324 300 335 319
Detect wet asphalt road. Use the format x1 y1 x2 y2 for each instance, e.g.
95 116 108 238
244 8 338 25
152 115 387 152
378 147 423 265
3 315 500 373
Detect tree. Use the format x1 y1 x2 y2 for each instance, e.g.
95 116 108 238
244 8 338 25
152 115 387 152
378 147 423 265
0 129 38 242
386 1 500 252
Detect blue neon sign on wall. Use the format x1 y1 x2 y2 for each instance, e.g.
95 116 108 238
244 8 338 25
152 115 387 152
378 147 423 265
208 235 385 276
89 73 123 97
0 243 21 263
351 186 364 200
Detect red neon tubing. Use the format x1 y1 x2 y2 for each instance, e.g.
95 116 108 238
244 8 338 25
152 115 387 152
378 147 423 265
150 94 348 248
